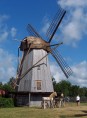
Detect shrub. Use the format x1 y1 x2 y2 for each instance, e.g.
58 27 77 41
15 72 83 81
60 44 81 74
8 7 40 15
0 97 14 108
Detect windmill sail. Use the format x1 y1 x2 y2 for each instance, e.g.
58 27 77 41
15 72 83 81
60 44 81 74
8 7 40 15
27 24 43 39
46 7 66 43
50 48 73 78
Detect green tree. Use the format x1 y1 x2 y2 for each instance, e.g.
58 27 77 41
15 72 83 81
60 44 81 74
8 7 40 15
52 77 56 88
0 82 3 89
7 77 15 85
53 79 87 97
2 77 15 92
69 85 80 97
79 87 87 97
54 80 71 96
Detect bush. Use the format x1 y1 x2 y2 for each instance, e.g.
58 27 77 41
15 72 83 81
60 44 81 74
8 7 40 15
0 97 14 108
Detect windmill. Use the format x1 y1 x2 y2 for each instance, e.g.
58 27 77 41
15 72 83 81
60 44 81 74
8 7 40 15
15 7 72 106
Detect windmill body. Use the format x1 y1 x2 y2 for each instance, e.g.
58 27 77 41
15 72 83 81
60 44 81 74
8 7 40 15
18 37 53 92
15 7 72 107
18 48 53 92
16 37 54 106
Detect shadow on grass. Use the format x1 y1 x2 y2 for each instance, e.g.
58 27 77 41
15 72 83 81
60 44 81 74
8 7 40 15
60 111 87 118
74 114 87 117
82 110 87 113
60 114 87 118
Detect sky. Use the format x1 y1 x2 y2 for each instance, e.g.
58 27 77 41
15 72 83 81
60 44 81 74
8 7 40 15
0 0 87 87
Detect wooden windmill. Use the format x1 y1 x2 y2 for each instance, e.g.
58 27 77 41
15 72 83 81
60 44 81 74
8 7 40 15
15 7 72 106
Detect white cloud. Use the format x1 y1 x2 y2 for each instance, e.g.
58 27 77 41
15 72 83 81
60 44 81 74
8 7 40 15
0 14 9 23
57 0 87 47
58 0 87 8
70 61 87 87
48 0 87 87
50 62 65 82
41 16 50 34
0 31 9 42
0 48 16 83
41 0 87 47
0 14 17 42
50 60 87 87
0 15 9 42
10 27 17 37
0 14 18 83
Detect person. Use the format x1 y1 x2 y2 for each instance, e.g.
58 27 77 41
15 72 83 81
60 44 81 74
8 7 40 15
76 95 80 106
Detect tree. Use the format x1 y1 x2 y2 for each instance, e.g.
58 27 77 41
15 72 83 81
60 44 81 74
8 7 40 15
52 77 56 88
79 87 87 97
54 80 71 96
1 77 15 92
7 77 15 85
69 85 80 97
53 79 87 97
0 82 3 89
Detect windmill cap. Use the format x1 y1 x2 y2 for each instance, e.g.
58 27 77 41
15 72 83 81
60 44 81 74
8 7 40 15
20 36 50 51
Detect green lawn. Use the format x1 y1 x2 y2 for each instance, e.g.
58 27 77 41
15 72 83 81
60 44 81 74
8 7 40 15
0 103 87 118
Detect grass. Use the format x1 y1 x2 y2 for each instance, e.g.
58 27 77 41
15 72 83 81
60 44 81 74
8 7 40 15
0 103 87 118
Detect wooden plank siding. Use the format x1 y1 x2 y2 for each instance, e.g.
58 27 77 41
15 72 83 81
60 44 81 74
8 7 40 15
18 49 54 93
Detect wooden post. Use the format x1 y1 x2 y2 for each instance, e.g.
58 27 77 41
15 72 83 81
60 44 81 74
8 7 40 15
43 100 46 109
29 92 30 107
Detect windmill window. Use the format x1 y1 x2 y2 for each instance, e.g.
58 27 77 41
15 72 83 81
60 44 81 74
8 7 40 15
36 80 42 90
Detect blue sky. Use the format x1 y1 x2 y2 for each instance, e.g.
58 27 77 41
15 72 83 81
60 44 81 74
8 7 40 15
0 0 87 87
